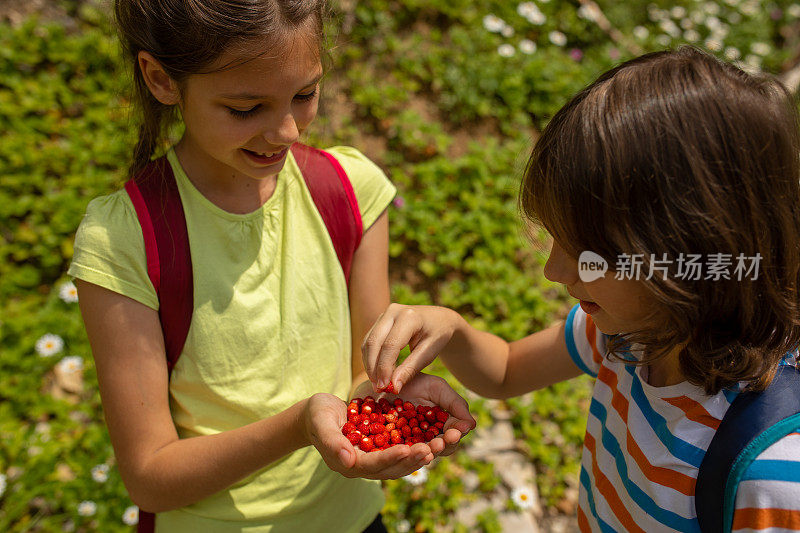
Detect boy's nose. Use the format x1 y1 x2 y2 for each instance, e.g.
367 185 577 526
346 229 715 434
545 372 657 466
543 240 579 285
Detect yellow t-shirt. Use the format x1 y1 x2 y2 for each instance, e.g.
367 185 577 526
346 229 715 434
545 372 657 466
68 146 396 532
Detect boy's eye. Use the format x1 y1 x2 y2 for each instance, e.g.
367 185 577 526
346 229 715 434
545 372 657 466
227 105 260 119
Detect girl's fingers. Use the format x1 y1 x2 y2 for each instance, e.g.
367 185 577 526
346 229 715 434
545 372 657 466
423 379 476 432
374 312 423 388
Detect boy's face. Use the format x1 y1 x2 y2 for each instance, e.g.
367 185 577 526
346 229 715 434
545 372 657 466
543 240 655 334
175 27 322 184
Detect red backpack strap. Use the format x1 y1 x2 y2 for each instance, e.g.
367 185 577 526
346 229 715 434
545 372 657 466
123 156 193 376
291 143 363 284
124 156 192 533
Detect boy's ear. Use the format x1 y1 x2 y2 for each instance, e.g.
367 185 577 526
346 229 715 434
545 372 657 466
137 51 181 106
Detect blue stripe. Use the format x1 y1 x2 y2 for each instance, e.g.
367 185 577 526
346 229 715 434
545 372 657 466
565 304 596 377
741 459 800 483
579 467 619 533
588 398 702 532
625 366 707 468
721 387 739 404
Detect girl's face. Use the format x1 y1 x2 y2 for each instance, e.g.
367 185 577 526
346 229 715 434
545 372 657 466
176 28 322 183
543 239 655 335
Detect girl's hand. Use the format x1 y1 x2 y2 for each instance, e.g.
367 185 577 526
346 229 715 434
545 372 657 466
361 304 463 394
303 392 436 479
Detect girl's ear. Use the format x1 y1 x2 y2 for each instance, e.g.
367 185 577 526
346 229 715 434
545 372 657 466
137 51 181 106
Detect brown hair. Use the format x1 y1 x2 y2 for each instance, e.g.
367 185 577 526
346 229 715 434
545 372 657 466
521 46 800 394
115 0 329 178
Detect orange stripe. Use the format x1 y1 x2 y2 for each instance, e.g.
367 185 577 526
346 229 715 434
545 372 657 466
585 432 647 533
597 366 696 496
732 507 800 529
663 396 720 430
577 505 592 532
585 316 604 365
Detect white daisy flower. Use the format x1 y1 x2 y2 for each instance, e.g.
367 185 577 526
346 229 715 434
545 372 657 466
403 466 428 485
705 16 722 30
751 42 771 56
683 29 701 42
578 4 600 21
680 18 695 29
711 26 729 40
724 46 741 60
519 39 537 54
656 34 672 47
740 1 760 16
745 53 762 67
0 474 6 497
483 14 506 33
704 2 721 15
498 44 516 57
57 355 83 374
58 281 78 303
91 464 109 483
35 334 64 357
648 6 666 22
659 19 681 37
671 6 687 19
396 519 411 533
501 25 515 37
511 486 536 509
789 4 800 18
633 26 649 40
724 0 740 5
77 501 97 517
705 38 723 52
691 10 706 24
517 2 538 18
548 30 567 46
122 505 139 526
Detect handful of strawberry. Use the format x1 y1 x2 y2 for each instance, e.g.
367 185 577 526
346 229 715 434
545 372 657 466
342 387 451 453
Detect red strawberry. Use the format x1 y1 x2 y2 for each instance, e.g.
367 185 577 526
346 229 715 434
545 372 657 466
401 425 412 438
379 382 395 394
393 398 404 408
347 407 359 420
425 429 438 441
408 417 419 428
346 431 362 445
360 436 374 452
434 421 445 430
370 423 387 435
403 402 415 412
396 417 408 428
358 419 371 433
361 404 374 416
373 433 388 448
385 422 396 432
342 422 357 435
420 421 430 431
436 411 449 423
424 409 437 423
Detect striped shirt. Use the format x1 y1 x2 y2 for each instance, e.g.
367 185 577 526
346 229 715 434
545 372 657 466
565 305 800 532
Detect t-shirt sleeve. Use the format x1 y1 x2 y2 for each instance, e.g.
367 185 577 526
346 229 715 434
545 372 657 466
731 429 800 531
326 146 396 231
564 304 607 378
67 190 159 310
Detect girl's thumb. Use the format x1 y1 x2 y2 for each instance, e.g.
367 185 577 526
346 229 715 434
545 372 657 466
339 447 353 467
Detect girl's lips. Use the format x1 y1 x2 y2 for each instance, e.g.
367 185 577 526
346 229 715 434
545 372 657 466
241 147 288 165
579 299 601 314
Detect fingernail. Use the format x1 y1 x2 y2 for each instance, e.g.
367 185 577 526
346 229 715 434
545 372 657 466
339 449 351 464
395 380 403 392
377 380 386 390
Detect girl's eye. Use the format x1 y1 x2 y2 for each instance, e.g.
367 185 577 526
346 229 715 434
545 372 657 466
227 105 260 119
294 88 318 102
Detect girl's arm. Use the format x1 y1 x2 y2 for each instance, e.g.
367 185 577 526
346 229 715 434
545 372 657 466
362 304 583 399
76 280 311 513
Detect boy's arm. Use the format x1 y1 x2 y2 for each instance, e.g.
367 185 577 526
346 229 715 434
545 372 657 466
363 305 583 399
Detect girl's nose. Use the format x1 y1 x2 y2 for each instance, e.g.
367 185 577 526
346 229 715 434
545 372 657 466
543 240 579 285
264 111 299 146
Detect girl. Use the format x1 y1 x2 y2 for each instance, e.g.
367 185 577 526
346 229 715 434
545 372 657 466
69 1 474 532
363 47 800 531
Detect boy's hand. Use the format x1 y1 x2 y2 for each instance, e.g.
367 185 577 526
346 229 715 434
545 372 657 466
361 304 463 394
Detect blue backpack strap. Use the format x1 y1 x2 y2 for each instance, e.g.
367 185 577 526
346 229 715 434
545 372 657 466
695 364 800 533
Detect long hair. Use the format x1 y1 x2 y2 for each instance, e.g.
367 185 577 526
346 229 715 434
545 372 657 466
114 0 329 178
520 46 800 394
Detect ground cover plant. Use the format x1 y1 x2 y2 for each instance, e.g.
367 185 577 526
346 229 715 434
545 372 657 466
2 0 799 530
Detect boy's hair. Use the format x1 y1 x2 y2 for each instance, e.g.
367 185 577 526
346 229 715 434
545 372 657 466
521 46 800 394
114 0 329 178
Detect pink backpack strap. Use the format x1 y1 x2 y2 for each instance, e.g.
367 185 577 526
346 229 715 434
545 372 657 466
291 143 363 283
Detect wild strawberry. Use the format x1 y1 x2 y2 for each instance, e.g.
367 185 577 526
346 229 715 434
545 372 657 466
373 433 388 448
411 426 423 438
384 412 398 424
425 429 438 441
346 431 362 445
436 411 449 423
369 412 381 423
385 422 396 432
403 402 415 412
370 423 387 435
378 397 391 411
358 419 371 433
435 421 445 430
347 407 359 420
361 404 374 416
401 425 412 438
420 421 430 431
427 425 440 436
390 429 403 444
342 422 357 435
379 382 395 393
408 417 419 428
424 409 437 423
396 417 408 428
360 436 374 452
393 398 404 408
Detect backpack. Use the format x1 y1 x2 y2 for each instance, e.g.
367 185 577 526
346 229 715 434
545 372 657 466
123 143 363 533
695 363 800 532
